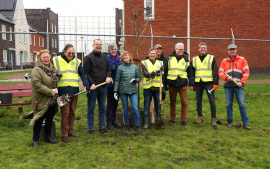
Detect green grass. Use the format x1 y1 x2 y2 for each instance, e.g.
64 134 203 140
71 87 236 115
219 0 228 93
0 83 270 168
0 70 31 80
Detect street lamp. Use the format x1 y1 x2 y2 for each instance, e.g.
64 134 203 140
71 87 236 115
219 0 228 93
80 36 84 66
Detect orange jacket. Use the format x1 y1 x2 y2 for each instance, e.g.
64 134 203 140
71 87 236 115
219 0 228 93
218 55 249 87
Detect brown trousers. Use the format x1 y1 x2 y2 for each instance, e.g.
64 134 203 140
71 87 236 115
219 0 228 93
60 96 78 136
169 86 188 122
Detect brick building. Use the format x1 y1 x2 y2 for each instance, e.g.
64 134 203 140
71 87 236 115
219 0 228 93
124 0 270 71
25 8 59 57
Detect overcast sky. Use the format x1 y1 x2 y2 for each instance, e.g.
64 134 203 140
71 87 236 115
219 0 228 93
23 0 123 16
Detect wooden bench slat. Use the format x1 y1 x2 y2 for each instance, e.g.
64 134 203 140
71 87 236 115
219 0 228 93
0 102 31 106
12 92 32 97
0 85 32 91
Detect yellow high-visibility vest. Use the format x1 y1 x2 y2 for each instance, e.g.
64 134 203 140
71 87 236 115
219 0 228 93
167 57 189 80
53 56 80 87
193 54 214 82
142 59 163 89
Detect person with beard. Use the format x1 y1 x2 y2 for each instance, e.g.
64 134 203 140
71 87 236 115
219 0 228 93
191 42 219 127
163 42 195 127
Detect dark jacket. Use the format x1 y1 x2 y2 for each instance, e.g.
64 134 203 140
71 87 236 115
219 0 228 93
114 62 141 95
163 51 195 87
107 54 122 87
83 50 111 86
52 53 89 96
146 53 168 63
191 53 219 85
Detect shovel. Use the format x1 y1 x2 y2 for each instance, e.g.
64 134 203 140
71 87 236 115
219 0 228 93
155 72 165 130
57 78 113 107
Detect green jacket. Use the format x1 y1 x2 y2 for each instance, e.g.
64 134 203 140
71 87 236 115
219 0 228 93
114 62 141 94
30 58 59 127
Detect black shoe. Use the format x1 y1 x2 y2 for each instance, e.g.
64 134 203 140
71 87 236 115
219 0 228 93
167 120 175 125
112 121 122 128
99 128 108 134
32 141 39 147
181 121 188 127
87 130 94 135
107 123 116 131
227 122 233 127
44 136 58 144
243 124 251 130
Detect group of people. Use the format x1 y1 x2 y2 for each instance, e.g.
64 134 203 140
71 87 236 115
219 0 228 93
29 39 251 147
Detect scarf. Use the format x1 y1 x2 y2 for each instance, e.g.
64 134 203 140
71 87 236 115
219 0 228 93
110 53 119 62
39 65 61 106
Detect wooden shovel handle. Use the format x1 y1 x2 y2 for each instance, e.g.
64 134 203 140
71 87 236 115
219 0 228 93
224 72 246 90
95 77 113 88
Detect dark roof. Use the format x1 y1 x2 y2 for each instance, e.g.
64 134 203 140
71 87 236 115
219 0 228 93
0 0 17 21
0 12 13 24
28 23 40 32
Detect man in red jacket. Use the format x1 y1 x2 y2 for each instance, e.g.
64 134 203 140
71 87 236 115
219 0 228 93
218 44 251 130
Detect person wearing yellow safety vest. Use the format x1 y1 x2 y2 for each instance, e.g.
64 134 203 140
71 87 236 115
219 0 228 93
191 42 219 127
163 42 195 127
141 48 164 129
52 44 90 143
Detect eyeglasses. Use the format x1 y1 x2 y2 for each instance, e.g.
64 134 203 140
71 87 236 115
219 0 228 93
110 49 117 51
67 52 75 55
178 49 184 51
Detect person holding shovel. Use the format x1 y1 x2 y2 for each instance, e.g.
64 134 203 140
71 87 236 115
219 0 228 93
163 42 195 127
113 51 142 132
191 42 219 127
52 44 90 143
141 48 164 129
218 44 251 130
84 39 112 135
30 50 61 147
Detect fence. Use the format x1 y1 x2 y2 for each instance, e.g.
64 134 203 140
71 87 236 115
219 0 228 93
0 32 270 90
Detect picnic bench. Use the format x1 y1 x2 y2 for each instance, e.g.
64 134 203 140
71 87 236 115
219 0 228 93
0 85 32 120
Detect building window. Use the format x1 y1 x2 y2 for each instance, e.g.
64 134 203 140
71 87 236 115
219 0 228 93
39 37 41 46
23 51 27 63
55 39 57 48
34 35 35 46
52 38 54 48
9 27 12 41
3 50 7 62
52 23 54 32
2 25 6 40
144 0 154 20
42 37 44 47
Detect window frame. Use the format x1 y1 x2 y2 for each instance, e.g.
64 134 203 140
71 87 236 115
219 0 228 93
3 50 7 62
2 24 6 40
144 0 155 21
9 27 12 41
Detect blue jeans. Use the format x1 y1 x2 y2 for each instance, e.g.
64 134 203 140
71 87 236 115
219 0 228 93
87 85 107 130
143 89 160 117
120 93 140 126
225 87 249 125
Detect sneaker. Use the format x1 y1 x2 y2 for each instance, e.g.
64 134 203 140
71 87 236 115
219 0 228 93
243 124 251 130
181 121 188 127
99 128 109 134
166 120 175 125
227 122 233 127
135 126 142 132
87 130 94 135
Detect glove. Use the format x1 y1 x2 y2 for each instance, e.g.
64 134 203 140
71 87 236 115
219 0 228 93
150 71 157 79
130 79 137 84
162 87 166 100
85 86 91 93
213 85 219 90
111 65 118 71
114 92 118 100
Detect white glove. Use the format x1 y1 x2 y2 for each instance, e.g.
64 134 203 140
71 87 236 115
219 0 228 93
114 92 118 100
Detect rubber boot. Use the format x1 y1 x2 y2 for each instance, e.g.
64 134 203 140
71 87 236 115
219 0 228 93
194 116 203 124
211 118 217 127
107 121 116 131
143 117 149 129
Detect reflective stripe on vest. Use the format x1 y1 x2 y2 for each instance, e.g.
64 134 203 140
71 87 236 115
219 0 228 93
53 56 81 87
142 59 163 89
167 57 189 80
193 54 213 82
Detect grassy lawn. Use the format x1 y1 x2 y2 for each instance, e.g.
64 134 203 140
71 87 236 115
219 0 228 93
0 83 270 168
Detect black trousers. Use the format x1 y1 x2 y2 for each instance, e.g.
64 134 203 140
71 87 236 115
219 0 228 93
106 87 119 124
196 83 216 118
33 105 56 141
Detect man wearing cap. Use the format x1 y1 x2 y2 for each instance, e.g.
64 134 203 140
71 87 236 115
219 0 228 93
218 44 251 130
192 42 219 127
163 42 195 127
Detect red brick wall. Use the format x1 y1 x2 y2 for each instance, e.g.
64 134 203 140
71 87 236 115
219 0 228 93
30 31 45 65
124 0 270 68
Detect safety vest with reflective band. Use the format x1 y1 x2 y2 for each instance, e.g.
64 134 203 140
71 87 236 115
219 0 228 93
192 54 214 82
142 59 163 89
218 55 250 87
53 56 80 87
167 57 189 80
